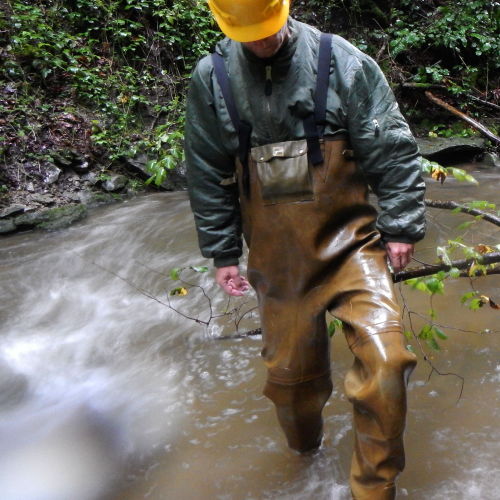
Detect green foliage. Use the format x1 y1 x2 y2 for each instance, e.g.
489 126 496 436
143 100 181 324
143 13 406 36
2 0 220 171
421 159 478 185
138 99 186 186
169 265 208 282
168 265 209 297
463 201 496 211
96 173 112 183
388 0 499 93
406 273 447 296
127 178 145 191
422 120 477 139
328 317 344 337
416 323 448 351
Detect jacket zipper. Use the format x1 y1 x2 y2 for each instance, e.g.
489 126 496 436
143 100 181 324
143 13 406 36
264 64 277 141
265 65 272 96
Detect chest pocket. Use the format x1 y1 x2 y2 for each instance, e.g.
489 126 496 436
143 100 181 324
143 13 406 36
251 139 313 205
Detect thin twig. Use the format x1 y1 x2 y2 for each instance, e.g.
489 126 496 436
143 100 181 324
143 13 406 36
425 364 465 403
235 305 259 331
469 95 500 112
405 307 465 403
425 199 500 227
406 310 499 336
393 253 500 282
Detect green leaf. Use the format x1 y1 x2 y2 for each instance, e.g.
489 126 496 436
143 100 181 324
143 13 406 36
448 167 478 184
191 266 208 273
434 327 448 340
425 276 444 295
437 246 452 265
328 318 343 337
426 337 441 351
169 267 182 280
460 291 477 303
418 324 433 340
468 298 483 310
448 267 461 278
328 321 336 336
464 200 495 210
405 278 431 294
456 221 476 231
435 271 447 281
403 330 413 340
406 344 415 353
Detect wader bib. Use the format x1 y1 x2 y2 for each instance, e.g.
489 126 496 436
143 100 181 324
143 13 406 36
212 35 417 500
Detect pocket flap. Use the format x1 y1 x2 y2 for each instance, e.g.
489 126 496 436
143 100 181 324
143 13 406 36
251 140 308 163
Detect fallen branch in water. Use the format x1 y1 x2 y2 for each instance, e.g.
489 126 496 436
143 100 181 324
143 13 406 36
425 91 500 146
425 199 500 227
393 252 500 282
469 95 500 112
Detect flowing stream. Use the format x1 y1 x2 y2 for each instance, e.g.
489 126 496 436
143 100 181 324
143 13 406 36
0 167 499 500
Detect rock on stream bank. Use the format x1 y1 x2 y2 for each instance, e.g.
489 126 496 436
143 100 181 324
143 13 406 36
1 137 498 236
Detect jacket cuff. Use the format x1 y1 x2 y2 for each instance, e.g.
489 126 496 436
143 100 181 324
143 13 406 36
382 234 420 244
214 256 240 268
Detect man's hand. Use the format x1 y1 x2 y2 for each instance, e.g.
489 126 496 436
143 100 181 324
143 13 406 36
215 266 250 296
386 242 414 272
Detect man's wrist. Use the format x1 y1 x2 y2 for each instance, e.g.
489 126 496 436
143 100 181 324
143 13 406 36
382 234 417 244
214 256 240 268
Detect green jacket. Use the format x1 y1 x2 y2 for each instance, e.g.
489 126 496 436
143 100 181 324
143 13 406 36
185 18 426 267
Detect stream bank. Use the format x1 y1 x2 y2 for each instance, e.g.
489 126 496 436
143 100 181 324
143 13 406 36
1 136 498 236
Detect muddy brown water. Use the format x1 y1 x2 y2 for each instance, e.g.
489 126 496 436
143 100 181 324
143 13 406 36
0 166 498 500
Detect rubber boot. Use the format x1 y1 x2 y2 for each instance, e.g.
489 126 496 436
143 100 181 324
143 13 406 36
344 330 417 500
264 374 333 453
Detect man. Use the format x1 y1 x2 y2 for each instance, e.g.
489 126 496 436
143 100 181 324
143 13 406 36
185 1 425 498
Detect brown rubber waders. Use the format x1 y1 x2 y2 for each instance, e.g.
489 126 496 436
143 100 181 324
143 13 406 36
237 137 417 499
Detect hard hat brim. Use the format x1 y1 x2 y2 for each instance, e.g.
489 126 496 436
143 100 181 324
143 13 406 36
210 1 289 43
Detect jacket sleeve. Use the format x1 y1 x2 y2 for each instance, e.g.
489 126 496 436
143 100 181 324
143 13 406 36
184 58 242 267
346 55 426 243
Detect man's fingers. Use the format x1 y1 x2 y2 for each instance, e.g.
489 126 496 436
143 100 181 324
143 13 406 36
232 276 249 291
386 242 415 271
223 280 246 296
389 250 411 271
228 277 249 294
215 267 250 296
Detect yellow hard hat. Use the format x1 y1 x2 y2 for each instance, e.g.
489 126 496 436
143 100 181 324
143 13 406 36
207 0 290 43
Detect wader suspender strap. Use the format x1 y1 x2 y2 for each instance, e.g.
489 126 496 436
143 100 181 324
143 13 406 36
303 32 333 165
211 52 252 195
210 32 332 192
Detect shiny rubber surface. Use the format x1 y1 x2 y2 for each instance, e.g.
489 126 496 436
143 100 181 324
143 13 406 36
239 139 417 498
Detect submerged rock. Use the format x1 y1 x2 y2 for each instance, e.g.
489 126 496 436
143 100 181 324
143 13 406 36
481 152 500 169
